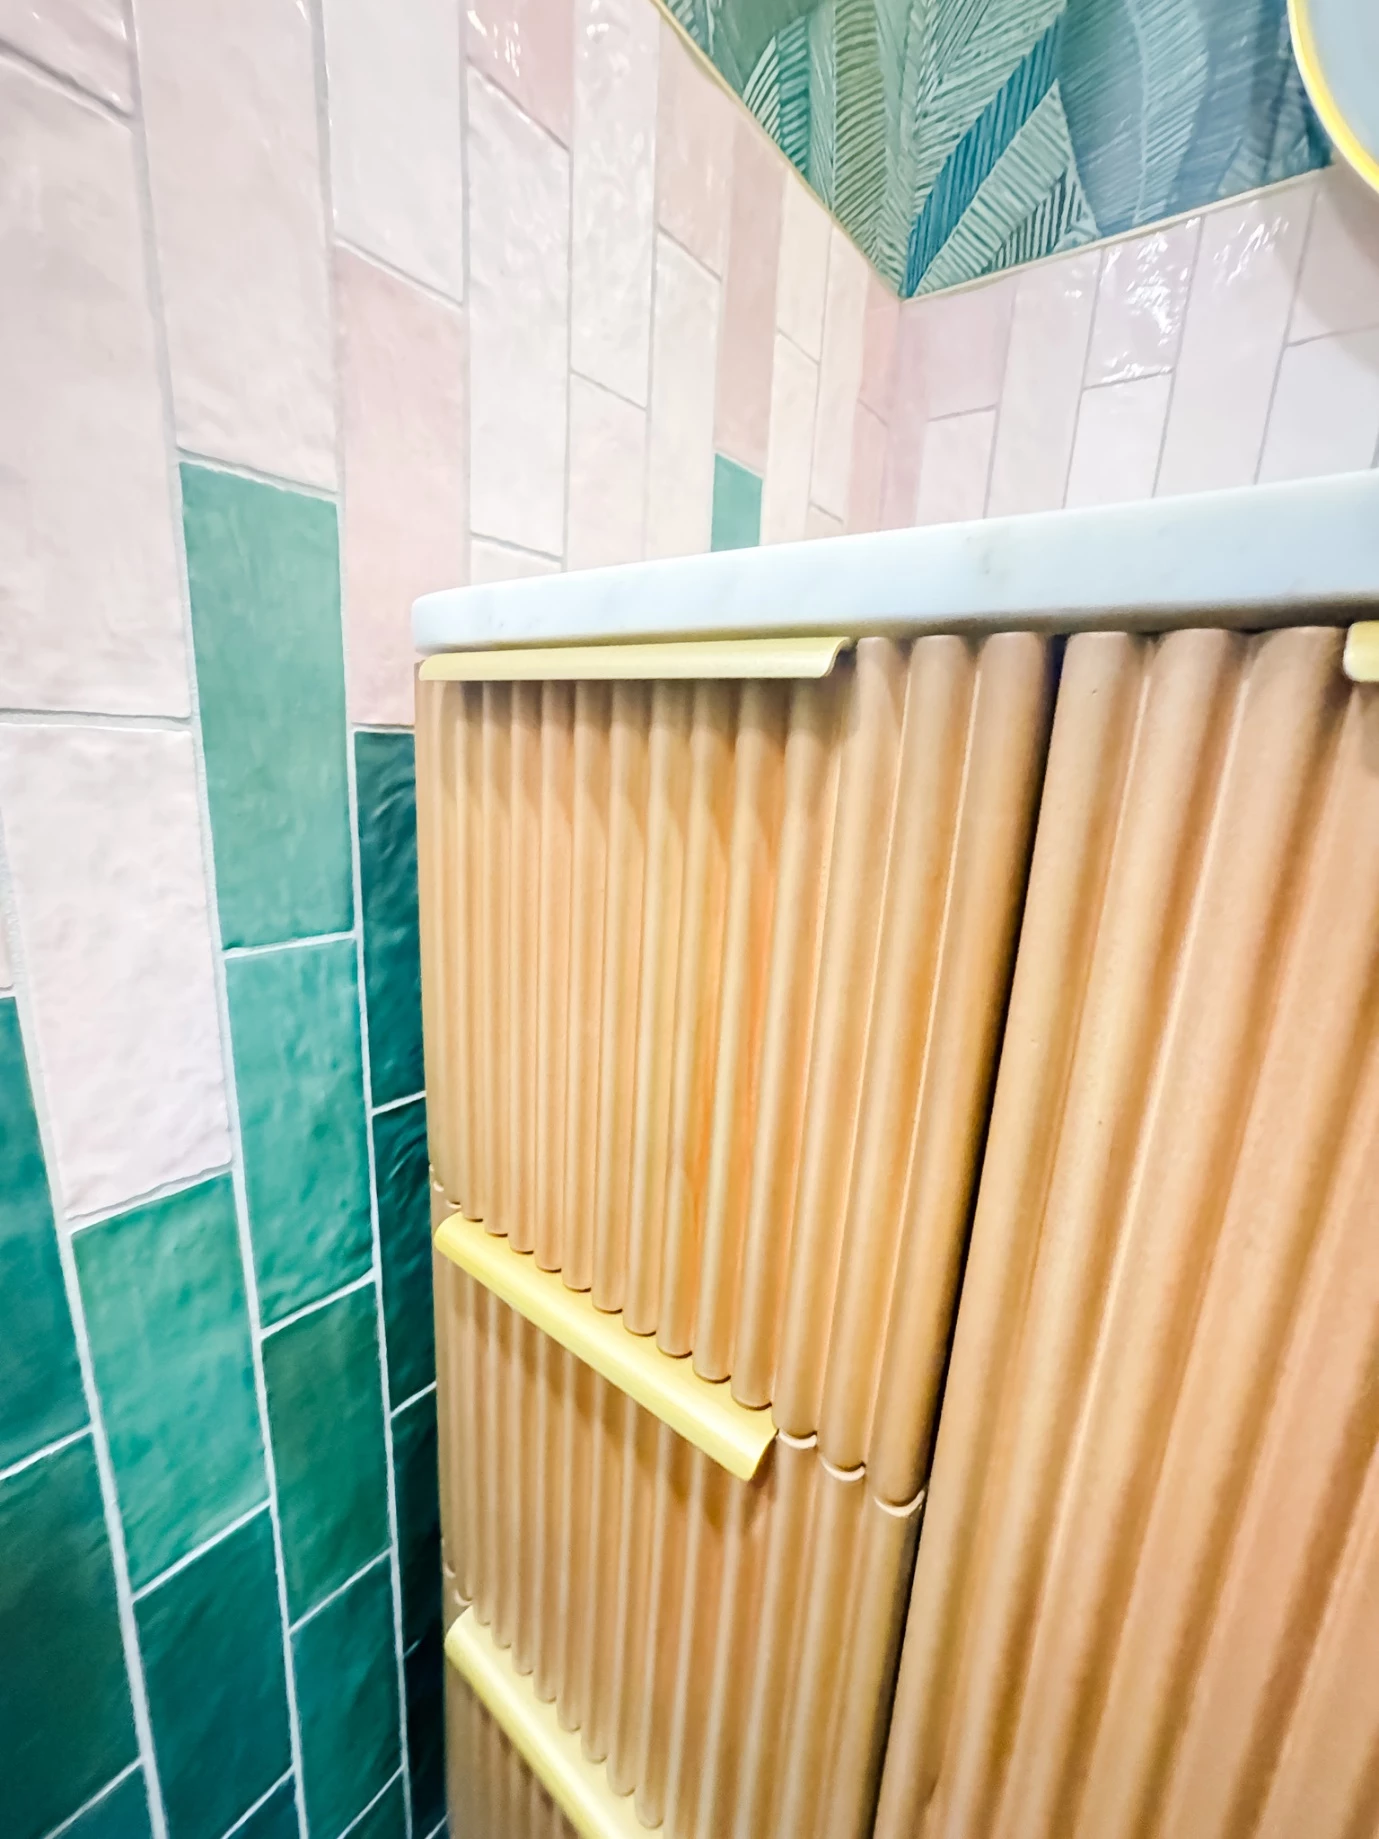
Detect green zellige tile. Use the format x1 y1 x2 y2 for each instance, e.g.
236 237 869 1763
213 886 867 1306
0 998 86 1470
405 1624 446 1838
64 1770 153 1839
355 731 423 1108
229 1778 298 1839
181 462 352 949
227 939 372 1326
373 1099 434 1407
392 1388 439 1652
710 453 763 552
263 1284 389 1619
136 1511 290 1839
351 1776 407 1839
294 1560 401 1839
0 1438 137 1839
74 1175 265 1589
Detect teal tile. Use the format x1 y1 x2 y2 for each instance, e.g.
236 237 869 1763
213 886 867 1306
64 1771 152 1839
0 1438 136 1839
75 1176 264 1590
136 1511 290 1839
262 1286 389 1618
294 1561 400 1839
351 1777 407 1839
355 732 423 1108
373 1100 434 1407
228 1777 297 1839
182 462 352 949
405 1626 445 1837
710 453 763 552
227 940 372 1326
393 1389 439 1652
0 998 85 1469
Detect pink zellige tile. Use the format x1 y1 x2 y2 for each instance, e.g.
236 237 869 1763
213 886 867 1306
1085 218 1199 385
810 227 869 518
987 250 1099 517
337 248 467 728
846 402 887 533
776 178 832 360
906 274 1015 419
1157 190 1311 497
714 119 784 473
655 20 733 276
566 375 646 569
761 332 818 545
467 0 575 145
859 270 900 419
1258 330 1379 482
914 409 995 526
1290 166 1379 342
646 232 719 558
0 0 131 108
1065 374 1172 508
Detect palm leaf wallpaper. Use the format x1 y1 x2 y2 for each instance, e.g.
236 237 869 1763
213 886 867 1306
663 0 1329 293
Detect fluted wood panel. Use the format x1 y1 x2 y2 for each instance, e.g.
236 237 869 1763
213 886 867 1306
417 636 1052 1500
874 626 1379 1839
446 1665 578 1839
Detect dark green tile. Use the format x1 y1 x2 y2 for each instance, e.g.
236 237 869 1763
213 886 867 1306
227 940 372 1327
263 1285 389 1618
405 1625 445 1838
229 1777 297 1839
373 1100 434 1407
0 998 85 1469
355 732 423 1109
393 1389 439 1653
351 1776 407 1839
65 1770 152 1839
294 1560 400 1839
136 1511 290 1839
0 1438 136 1839
74 1176 264 1590
710 453 763 551
182 462 352 949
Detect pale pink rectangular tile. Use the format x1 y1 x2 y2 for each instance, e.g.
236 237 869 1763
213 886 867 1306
776 177 831 360
467 0 574 145
806 504 843 539
0 910 11 992
714 119 784 473
135 0 336 488
879 301 930 528
470 539 562 582
859 270 900 419
646 233 719 557
1085 218 1199 385
915 409 995 526
902 274 1015 420
323 0 465 300
1157 190 1312 497
467 70 570 555
338 248 467 728
0 62 187 717
1066 374 1172 507
1258 329 1379 482
987 249 1099 517
1290 167 1379 341
570 0 658 405
760 332 818 544
0 0 130 107
810 226 869 518
0 725 231 1215
654 19 732 276
566 375 647 569
846 403 887 533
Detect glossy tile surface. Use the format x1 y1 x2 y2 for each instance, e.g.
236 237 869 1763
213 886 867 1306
352 1778 408 1839
810 229 870 519
374 1099 436 1408
710 452 763 550
466 0 574 145
987 251 1099 517
655 19 733 276
645 232 720 558
1085 219 1199 385
135 1512 290 1839
64 1772 154 1839
0 0 131 107
777 178 832 362
263 1286 389 1618
183 463 353 950
75 1176 264 1589
229 1779 298 1839
228 940 372 1327
565 376 648 570
915 409 997 524
761 332 819 544
1290 166 1379 342
1258 330 1379 483
294 1561 401 1839
1066 375 1172 507
356 732 424 1109
714 119 784 472
404 1625 446 1836
0 725 230 1217
393 1387 439 1651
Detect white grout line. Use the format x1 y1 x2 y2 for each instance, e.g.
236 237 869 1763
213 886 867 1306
390 1380 437 1420
464 531 564 569
176 449 338 504
39 1761 144 1839
371 1086 426 1118
334 1767 404 1839
217 1769 294 1839
66 1163 233 1237
1147 214 1205 498
1252 185 1322 488
0 41 129 120
421 1821 447 1839
0 707 191 730
223 929 356 962
289 1549 391 1635
259 1269 376 1340
334 236 464 314
131 1499 271 1601
0 1423 92 1486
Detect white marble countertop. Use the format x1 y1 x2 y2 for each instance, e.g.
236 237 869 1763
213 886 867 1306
414 470 1379 653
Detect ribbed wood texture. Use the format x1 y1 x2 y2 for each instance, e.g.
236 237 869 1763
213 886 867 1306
446 1665 579 1839
873 627 1379 1839
416 637 1052 1501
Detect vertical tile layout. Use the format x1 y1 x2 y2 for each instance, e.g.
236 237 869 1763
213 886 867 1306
262 1284 390 1620
715 118 785 472
645 232 721 557
1067 374 1174 506
1084 218 1200 385
337 249 468 730
467 70 572 557
654 19 733 275
135 1512 290 1839
710 453 763 549
470 539 563 585
811 228 871 519
987 250 1099 517
914 409 997 524
0 725 230 1217
570 0 658 405
63 1772 155 1839
133 0 335 487
1258 330 1379 481
777 178 833 361
566 375 648 568
74 1176 265 1589
846 403 888 533
0 0 132 108
859 269 900 417
182 463 354 950
466 0 575 146
0 60 187 717
0 999 85 1469
403 1625 446 1835
392 1388 439 1651
355 730 424 1109
294 1560 402 1839
227 940 373 1328
761 331 820 543
1289 166 1379 342
227 1780 298 1839
1 1438 137 1839
322 0 465 300
373 1099 435 1408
